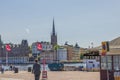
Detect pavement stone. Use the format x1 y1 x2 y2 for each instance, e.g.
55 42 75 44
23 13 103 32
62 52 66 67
0 71 100 80
0 78 24 80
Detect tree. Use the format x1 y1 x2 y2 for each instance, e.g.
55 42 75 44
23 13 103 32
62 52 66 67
80 53 84 59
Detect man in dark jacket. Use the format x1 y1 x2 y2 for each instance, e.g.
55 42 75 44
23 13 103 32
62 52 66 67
33 60 41 80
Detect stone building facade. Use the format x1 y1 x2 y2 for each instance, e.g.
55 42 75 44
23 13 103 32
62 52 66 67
0 39 30 64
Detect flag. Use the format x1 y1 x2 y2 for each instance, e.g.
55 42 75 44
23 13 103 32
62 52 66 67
5 44 11 52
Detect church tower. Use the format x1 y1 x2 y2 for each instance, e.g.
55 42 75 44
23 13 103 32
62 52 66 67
0 35 3 46
51 19 57 47
0 35 3 55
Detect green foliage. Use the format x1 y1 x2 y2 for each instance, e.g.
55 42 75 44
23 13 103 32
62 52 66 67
54 45 60 50
80 53 84 59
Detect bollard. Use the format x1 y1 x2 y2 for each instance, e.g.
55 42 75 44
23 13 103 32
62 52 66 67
28 67 31 72
14 68 18 73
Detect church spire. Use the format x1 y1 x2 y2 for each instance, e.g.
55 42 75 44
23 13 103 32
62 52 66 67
51 18 57 46
52 18 55 36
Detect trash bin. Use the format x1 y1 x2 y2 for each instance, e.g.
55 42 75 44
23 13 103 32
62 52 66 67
28 67 31 72
79 66 83 71
14 67 18 73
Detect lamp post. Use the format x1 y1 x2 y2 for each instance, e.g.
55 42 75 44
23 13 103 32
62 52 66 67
6 51 8 66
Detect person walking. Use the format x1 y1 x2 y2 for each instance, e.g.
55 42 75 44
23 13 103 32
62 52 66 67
1 66 4 74
33 59 41 80
10 64 13 71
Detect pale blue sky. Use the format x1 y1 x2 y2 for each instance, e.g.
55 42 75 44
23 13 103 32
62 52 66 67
0 0 120 48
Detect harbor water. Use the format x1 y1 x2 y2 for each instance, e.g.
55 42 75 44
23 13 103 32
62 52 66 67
1 63 86 71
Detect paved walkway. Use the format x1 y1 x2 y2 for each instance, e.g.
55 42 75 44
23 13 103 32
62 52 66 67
0 78 24 80
0 71 100 80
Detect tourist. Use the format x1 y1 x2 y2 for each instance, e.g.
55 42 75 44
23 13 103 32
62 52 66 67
33 59 41 80
1 67 4 74
10 64 13 71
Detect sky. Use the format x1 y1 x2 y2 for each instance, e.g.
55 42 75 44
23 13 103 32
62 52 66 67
0 0 120 48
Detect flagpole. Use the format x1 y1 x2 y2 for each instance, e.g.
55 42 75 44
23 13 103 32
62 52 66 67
6 51 8 66
5 44 11 66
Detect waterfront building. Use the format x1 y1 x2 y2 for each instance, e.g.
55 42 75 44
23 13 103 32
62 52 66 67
57 47 67 61
31 42 41 58
40 42 54 63
83 49 100 61
72 43 80 61
40 50 54 63
41 41 53 51
64 44 74 61
31 41 54 63
0 39 30 64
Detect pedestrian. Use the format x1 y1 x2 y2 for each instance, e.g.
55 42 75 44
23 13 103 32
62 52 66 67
10 64 13 71
33 59 41 80
0 65 1 73
1 67 4 74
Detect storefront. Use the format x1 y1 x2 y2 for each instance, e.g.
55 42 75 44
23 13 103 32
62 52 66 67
100 54 120 80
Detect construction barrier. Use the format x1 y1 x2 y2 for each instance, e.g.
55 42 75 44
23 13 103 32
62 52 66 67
114 71 120 80
42 71 47 80
114 77 120 80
